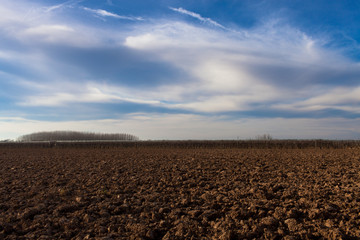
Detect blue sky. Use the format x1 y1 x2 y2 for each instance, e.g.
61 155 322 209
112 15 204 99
0 0 360 140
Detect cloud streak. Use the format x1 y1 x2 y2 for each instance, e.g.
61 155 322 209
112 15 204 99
83 7 143 21
170 7 227 29
43 0 81 13
19 84 161 107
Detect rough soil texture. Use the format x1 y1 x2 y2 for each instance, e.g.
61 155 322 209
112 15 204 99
0 147 360 239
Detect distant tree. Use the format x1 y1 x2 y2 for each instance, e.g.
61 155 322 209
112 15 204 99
17 131 139 141
256 134 273 140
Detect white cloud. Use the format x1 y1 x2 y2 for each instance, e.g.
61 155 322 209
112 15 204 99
8 15 359 115
23 24 76 44
83 7 143 21
124 21 360 113
170 7 226 30
18 84 161 107
0 1 116 47
303 87 360 105
275 86 360 113
25 24 74 34
43 0 80 13
18 21 106 47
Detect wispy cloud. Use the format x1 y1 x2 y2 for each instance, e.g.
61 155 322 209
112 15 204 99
26 24 74 33
124 21 360 114
18 83 161 107
83 7 143 21
0 1 104 47
43 0 81 13
170 7 226 29
275 87 360 113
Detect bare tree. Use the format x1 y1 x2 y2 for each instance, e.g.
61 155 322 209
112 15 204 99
256 134 273 140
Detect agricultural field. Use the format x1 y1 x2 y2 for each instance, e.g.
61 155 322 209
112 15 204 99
1 143 360 239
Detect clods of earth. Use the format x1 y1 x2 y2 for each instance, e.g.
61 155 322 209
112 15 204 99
0 147 360 239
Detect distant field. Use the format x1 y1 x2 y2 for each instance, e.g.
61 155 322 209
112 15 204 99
0 144 360 239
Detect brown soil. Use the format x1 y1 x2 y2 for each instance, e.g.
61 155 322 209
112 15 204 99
0 147 360 239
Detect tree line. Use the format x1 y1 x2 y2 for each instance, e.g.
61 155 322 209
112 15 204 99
17 131 139 142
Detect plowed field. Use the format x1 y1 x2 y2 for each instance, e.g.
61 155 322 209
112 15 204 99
1 146 360 239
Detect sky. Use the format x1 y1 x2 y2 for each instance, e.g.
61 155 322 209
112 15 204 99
0 0 360 140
